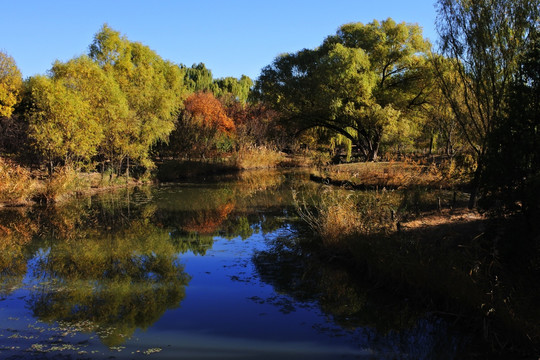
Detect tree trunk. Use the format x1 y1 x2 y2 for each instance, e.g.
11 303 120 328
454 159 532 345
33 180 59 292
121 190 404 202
357 135 380 162
368 138 380 161
368 149 378 161
468 160 483 209
367 143 379 161
125 155 130 184
445 132 453 156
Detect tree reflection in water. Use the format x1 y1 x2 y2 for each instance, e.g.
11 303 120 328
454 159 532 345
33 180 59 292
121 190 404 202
0 171 295 349
0 208 37 296
25 195 191 346
253 233 471 359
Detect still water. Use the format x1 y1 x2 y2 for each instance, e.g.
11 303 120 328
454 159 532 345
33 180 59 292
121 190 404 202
0 171 472 359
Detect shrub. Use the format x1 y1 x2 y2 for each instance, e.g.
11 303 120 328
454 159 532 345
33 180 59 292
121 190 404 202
293 188 402 248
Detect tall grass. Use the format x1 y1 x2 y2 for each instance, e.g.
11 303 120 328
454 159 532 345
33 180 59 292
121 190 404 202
293 189 397 247
38 167 94 203
233 146 285 170
0 157 37 205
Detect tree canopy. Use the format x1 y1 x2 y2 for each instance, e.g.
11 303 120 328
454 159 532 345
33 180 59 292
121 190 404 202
89 24 186 169
435 0 539 207
254 18 432 160
0 51 22 118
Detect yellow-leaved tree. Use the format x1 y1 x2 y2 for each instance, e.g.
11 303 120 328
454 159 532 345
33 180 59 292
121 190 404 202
25 75 102 172
89 24 187 174
0 51 22 118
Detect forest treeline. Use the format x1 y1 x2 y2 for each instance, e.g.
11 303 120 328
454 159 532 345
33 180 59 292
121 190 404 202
0 0 538 219
1 24 282 177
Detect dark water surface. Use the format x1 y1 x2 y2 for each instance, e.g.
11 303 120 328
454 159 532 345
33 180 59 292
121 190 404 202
0 171 511 359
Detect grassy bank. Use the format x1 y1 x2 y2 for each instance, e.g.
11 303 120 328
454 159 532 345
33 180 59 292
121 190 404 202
312 157 472 190
0 157 143 208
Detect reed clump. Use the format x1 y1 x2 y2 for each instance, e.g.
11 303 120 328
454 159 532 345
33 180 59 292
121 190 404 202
233 146 285 170
0 157 37 206
293 189 397 247
40 166 90 203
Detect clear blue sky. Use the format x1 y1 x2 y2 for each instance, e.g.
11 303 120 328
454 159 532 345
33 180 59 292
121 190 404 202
3 0 439 80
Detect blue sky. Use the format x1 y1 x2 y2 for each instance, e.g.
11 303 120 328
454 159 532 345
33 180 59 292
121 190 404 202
3 0 439 80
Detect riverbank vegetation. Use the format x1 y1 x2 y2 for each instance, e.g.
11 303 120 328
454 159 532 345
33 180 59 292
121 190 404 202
0 0 538 355
0 2 537 209
285 0 539 355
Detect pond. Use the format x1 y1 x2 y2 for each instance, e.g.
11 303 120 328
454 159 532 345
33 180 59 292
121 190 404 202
0 170 530 359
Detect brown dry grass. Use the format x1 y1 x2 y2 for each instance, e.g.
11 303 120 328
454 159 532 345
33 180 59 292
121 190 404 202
319 158 469 189
233 146 285 170
0 157 37 205
293 190 363 245
400 208 484 231
293 189 399 247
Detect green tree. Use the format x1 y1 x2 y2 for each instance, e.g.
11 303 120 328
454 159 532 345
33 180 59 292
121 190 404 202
25 75 102 171
49 56 133 175
255 19 431 160
422 55 465 156
213 75 253 104
184 62 216 93
89 24 186 173
435 0 539 207
255 43 377 158
0 51 22 118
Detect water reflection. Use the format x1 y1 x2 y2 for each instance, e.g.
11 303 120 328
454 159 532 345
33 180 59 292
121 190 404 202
0 170 300 351
252 234 467 359
0 208 36 296
0 171 536 358
9 197 188 346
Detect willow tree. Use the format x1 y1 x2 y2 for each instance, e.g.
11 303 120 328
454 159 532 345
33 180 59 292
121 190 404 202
0 51 22 118
213 75 253 104
184 62 216 93
254 18 431 161
49 56 133 175
25 75 101 171
89 24 186 172
435 0 539 208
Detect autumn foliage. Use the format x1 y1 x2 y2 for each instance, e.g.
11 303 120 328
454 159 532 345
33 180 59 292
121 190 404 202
166 91 237 159
184 92 235 133
182 202 235 234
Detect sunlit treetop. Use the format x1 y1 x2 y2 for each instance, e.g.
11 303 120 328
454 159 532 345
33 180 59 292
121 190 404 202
0 51 23 118
184 92 236 133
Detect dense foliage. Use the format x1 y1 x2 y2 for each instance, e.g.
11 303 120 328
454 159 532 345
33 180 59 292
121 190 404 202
254 19 433 161
0 25 259 177
0 2 538 218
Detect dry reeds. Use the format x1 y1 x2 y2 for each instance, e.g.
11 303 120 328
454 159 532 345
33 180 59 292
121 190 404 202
41 166 90 203
320 158 468 189
293 189 397 247
0 157 37 205
233 146 285 170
